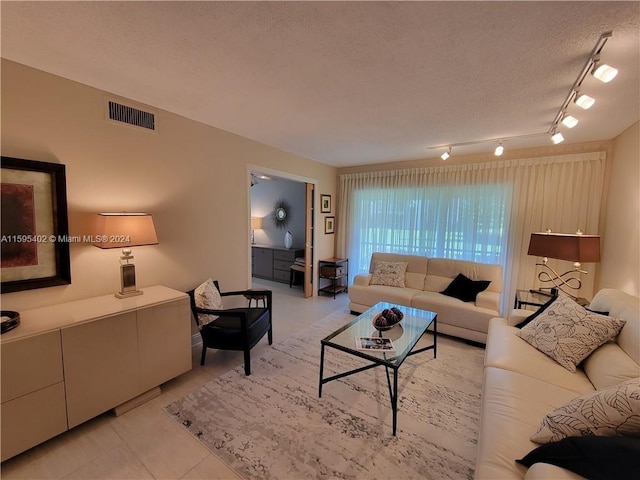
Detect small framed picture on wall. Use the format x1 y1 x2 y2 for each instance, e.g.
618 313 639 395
324 216 335 234
321 194 331 213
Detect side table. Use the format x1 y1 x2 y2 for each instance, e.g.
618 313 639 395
515 289 589 310
318 257 349 298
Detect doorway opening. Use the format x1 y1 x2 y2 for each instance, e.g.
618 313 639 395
249 167 315 297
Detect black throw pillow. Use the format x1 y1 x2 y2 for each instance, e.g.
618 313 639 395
440 273 490 302
514 293 557 328
516 436 640 480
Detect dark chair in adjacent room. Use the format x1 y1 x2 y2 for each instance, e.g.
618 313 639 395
187 280 272 375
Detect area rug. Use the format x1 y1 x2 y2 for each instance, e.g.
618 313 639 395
164 310 485 480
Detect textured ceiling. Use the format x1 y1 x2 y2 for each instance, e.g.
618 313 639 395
1 1 638 167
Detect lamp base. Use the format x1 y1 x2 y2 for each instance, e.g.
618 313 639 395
116 263 142 299
115 290 143 299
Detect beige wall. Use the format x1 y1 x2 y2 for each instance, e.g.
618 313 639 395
598 122 640 296
1 60 338 311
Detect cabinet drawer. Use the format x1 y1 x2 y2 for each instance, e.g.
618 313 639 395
273 269 290 282
274 250 296 261
1 330 63 403
274 259 293 271
1 382 67 461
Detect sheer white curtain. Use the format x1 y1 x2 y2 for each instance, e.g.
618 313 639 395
337 151 606 313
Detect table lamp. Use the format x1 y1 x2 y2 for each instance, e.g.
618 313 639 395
527 230 600 296
93 213 158 298
251 217 263 245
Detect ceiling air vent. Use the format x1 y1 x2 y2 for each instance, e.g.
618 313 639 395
107 101 155 131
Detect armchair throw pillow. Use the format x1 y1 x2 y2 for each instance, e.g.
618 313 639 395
516 292 626 372
370 261 408 288
194 278 223 328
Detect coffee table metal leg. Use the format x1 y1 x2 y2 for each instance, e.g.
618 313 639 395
433 316 438 358
318 343 325 398
392 368 398 436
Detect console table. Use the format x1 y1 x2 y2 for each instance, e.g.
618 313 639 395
0 285 191 461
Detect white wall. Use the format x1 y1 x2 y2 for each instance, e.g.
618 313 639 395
598 122 640 296
0 60 337 311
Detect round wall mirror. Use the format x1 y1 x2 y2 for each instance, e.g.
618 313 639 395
273 199 291 228
276 207 287 221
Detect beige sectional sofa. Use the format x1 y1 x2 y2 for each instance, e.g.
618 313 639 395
475 288 640 479
348 252 504 343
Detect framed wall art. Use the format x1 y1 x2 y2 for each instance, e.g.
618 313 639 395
321 194 331 213
1 156 71 293
324 216 335 235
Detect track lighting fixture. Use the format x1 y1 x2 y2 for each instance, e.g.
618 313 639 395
574 92 595 110
547 31 616 143
561 113 578 129
592 56 618 83
428 32 617 157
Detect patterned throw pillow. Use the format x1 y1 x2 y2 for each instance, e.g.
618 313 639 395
516 292 626 372
370 261 408 288
194 278 223 328
531 377 640 444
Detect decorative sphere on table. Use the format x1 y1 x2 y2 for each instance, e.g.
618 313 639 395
372 306 404 330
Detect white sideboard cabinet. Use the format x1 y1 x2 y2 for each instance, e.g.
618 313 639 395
1 285 191 461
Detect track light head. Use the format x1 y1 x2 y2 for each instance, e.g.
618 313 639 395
592 56 618 83
441 148 451 161
551 129 565 144
574 92 595 110
561 113 578 129
494 142 504 156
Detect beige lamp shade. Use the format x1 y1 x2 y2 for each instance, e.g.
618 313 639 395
93 213 159 249
528 232 600 263
251 217 263 229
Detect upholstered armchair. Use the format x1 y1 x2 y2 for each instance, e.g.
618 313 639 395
187 279 273 375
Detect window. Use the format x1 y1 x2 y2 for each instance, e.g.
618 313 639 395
348 183 511 277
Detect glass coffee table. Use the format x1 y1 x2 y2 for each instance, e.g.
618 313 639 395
318 302 437 436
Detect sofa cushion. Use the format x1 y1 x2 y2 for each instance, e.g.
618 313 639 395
589 289 640 366
517 435 640 480
370 261 408 288
516 293 626 372
530 377 640 444
348 284 420 311
425 257 503 294
412 291 498 332
484 318 595 394
582 342 640 390
440 273 491 302
474 367 583 479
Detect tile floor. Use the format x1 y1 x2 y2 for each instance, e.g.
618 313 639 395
1 280 351 480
